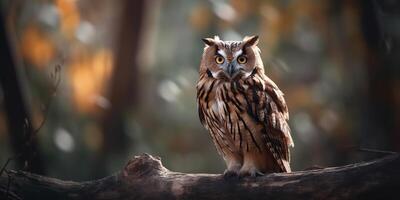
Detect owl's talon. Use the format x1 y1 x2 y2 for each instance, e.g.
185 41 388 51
238 172 248 178
223 170 239 179
255 171 265 177
239 169 264 178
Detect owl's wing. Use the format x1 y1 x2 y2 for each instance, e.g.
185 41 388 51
245 74 294 172
197 78 234 157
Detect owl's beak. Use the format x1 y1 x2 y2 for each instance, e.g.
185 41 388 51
226 63 237 78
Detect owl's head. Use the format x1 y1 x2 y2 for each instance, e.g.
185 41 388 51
200 35 263 81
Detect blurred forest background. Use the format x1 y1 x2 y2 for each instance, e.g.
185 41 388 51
0 0 399 181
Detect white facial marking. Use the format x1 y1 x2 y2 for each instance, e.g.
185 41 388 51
218 49 227 58
233 49 243 58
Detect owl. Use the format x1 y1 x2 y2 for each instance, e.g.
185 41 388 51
197 35 294 177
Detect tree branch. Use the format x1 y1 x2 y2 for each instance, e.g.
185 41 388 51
1 154 399 200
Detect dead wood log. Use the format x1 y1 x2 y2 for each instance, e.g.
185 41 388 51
0 153 399 200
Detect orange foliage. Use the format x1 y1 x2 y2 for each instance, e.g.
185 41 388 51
259 4 281 54
56 0 80 38
285 84 314 109
20 25 55 69
68 49 113 114
230 0 256 21
189 3 212 31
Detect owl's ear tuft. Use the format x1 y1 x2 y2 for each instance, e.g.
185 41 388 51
243 35 259 47
202 38 216 46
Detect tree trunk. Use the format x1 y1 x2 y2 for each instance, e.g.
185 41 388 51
1 153 399 200
360 0 400 151
0 8 45 174
95 0 148 177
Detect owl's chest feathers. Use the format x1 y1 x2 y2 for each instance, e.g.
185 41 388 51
198 79 265 153
206 81 250 122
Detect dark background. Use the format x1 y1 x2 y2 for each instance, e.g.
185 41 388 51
0 0 399 181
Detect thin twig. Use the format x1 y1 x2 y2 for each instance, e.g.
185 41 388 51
358 148 397 155
0 154 20 177
0 155 23 200
32 63 62 136
21 64 62 171
6 172 12 199
0 159 12 177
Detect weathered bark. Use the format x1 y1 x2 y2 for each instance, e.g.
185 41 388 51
0 153 399 200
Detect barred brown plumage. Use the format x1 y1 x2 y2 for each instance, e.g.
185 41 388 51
197 35 294 177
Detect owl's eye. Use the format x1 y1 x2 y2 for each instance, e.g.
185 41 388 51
237 55 247 64
215 56 225 64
